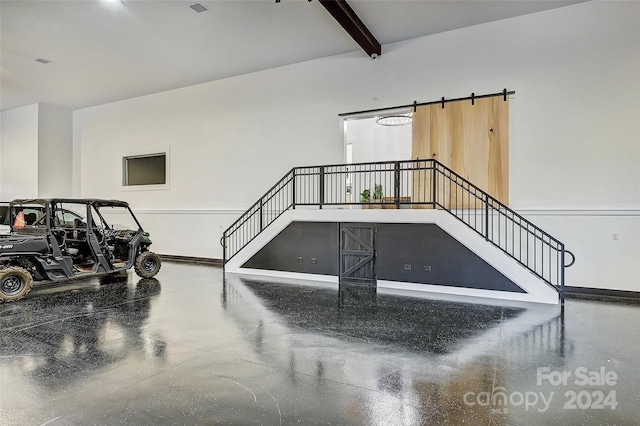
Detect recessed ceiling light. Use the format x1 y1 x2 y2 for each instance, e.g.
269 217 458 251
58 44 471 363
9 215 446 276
189 3 209 13
35 58 52 65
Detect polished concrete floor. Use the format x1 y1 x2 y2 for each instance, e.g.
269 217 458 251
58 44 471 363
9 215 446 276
1 262 639 425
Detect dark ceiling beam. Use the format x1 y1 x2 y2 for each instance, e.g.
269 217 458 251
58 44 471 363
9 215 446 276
318 0 381 58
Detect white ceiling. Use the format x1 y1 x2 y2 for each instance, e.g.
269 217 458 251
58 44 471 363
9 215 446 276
0 0 583 112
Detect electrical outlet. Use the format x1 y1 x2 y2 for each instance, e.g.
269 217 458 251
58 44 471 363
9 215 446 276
298 257 304 263
404 264 411 271
311 258 317 264
613 233 619 241
424 265 432 272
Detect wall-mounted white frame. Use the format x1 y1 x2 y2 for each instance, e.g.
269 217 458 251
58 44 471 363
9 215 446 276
121 146 171 192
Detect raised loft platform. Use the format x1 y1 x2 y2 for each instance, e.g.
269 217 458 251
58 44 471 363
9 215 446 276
225 209 561 305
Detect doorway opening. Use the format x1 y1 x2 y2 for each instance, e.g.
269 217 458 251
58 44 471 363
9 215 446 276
342 111 412 205
343 112 412 164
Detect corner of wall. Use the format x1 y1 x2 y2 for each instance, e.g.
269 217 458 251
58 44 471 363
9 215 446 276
37 104 73 197
72 110 82 198
0 104 40 200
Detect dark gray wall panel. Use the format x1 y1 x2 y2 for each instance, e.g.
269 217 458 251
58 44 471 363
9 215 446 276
242 222 338 275
243 221 524 293
375 223 524 292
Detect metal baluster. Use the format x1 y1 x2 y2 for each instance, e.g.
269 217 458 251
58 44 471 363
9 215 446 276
511 212 515 256
541 233 544 279
319 166 325 209
560 246 565 304
292 170 296 209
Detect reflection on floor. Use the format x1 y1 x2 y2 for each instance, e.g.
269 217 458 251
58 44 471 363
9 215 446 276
0 262 638 425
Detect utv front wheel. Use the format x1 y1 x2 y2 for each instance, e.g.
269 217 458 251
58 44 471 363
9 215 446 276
0 267 33 303
134 251 161 278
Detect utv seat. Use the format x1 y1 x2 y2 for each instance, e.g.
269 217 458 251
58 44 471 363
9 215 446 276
52 229 80 257
24 212 38 225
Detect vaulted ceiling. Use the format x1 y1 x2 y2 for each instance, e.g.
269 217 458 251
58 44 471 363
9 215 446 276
0 0 583 111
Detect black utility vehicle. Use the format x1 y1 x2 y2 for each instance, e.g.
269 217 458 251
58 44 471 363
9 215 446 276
0 199 161 302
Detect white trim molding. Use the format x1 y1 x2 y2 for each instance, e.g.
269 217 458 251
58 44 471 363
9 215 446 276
133 209 245 215
516 209 640 217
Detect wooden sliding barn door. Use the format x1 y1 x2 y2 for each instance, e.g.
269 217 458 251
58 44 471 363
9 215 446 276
412 96 509 207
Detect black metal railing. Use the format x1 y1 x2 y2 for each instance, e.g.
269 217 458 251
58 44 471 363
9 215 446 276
222 169 295 264
222 159 574 302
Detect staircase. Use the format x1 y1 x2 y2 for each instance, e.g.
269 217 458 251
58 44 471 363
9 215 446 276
221 159 574 303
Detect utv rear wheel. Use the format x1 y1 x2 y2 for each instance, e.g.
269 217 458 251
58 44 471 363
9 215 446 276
0 267 33 303
135 251 161 278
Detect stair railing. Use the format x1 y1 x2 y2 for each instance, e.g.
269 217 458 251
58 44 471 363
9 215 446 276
222 159 574 302
431 161 574 302
222 168 295 267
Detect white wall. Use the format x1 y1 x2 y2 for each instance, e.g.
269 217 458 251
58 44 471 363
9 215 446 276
73 2 640 291
0 114 2 191
38 104 73 197
521 210 639 292
346 117 412 164
0 104 39 200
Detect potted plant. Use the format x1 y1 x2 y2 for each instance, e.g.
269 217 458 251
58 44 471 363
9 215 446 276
362 185 384 209
360 189 371 204
373 184 383 201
